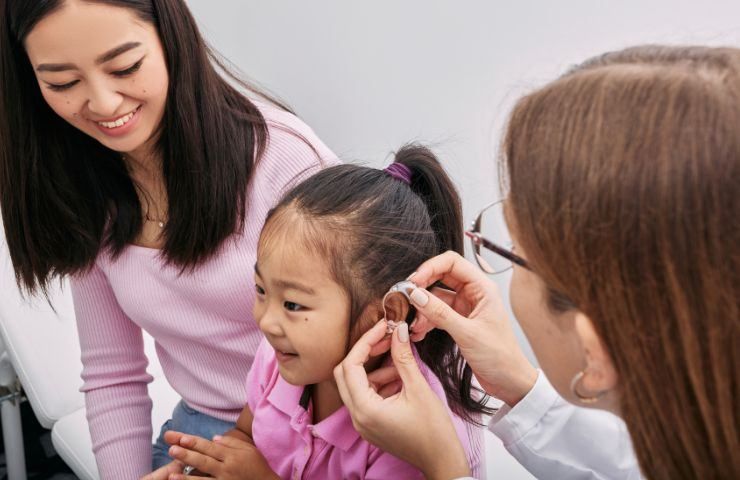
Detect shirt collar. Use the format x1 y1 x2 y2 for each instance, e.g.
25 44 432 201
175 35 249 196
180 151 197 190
266 372 304 417
310 405 361 452
266 375 362 452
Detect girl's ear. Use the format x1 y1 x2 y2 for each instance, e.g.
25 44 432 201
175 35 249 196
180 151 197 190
351 295 412 344
382 291 411 324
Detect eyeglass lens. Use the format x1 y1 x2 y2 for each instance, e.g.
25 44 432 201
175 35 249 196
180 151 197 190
472 201 514 274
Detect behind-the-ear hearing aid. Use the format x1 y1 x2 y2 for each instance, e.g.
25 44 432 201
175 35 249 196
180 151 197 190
381 280 417 333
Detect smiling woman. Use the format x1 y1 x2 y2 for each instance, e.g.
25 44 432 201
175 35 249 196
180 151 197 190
0 0 337 478
25 5 169 154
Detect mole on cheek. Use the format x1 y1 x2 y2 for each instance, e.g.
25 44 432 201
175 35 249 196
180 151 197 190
304 317 309 322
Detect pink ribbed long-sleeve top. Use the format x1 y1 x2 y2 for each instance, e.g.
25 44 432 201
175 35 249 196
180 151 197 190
70 103 338 479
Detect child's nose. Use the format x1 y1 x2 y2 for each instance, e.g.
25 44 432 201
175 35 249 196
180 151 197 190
257 310 284 337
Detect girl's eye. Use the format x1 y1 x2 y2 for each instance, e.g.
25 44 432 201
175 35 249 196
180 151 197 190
112 59 143 77
255 284 265 295
47 80 80 92
284 301 303 312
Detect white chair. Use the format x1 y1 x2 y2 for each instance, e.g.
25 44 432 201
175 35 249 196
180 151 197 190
0 335 26 479
0 223 180 479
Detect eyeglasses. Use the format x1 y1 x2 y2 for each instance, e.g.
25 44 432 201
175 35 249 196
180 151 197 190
465 200 530 274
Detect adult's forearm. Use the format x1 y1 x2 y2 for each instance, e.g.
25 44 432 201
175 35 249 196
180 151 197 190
85 382 154 479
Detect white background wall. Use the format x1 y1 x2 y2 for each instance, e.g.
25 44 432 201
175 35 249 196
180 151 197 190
186 2 740 477
188 0 740 360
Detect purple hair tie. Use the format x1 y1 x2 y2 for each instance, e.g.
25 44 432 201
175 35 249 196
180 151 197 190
383 162 412 185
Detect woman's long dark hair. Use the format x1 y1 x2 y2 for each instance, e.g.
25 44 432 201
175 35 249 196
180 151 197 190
0 0 284 294
259 144 493 424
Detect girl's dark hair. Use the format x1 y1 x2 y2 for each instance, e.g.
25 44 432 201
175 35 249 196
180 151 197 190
0 0 284 294
260 144 493 424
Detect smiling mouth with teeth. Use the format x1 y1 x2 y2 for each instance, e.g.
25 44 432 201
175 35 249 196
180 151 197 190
96 106 140 129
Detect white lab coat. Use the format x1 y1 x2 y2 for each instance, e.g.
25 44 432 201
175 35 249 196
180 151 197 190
462 371 642 479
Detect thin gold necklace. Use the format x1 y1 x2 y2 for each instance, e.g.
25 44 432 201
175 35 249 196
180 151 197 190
122 154 168 228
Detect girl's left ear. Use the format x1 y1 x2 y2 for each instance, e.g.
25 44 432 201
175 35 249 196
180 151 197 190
381 292 411 324
354 296 412 336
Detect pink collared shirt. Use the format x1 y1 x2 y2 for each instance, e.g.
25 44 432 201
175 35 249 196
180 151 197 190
247 338 482 480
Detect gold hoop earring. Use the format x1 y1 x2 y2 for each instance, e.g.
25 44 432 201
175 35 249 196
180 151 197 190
570 370 607 404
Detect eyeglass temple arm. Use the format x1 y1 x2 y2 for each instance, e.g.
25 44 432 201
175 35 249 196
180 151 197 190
464 231 529 268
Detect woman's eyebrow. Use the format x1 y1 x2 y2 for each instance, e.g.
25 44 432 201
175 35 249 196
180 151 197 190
95 41 141 64
36 41 142 72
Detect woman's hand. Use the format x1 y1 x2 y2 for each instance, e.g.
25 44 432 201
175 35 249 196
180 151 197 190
408 251 538 406
147 431 280 480
334 321 471 480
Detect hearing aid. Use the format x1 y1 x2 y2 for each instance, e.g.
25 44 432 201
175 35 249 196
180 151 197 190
381 280 417 334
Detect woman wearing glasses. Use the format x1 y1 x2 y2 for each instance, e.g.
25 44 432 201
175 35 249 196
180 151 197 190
335 45 739 480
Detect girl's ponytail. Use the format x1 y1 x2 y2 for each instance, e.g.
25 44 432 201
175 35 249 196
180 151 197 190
390 145 489 424
392 145 464 256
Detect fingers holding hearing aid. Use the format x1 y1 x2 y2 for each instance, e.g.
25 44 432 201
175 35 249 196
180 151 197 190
407 251 538 407
409 286 462 342
334 320 387 412
388 323 426 391
336 321 471 479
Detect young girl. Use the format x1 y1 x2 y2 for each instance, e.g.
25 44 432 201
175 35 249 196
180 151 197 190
157 145 489 479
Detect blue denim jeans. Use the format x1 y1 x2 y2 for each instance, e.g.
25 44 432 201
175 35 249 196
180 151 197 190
152 400 236 469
